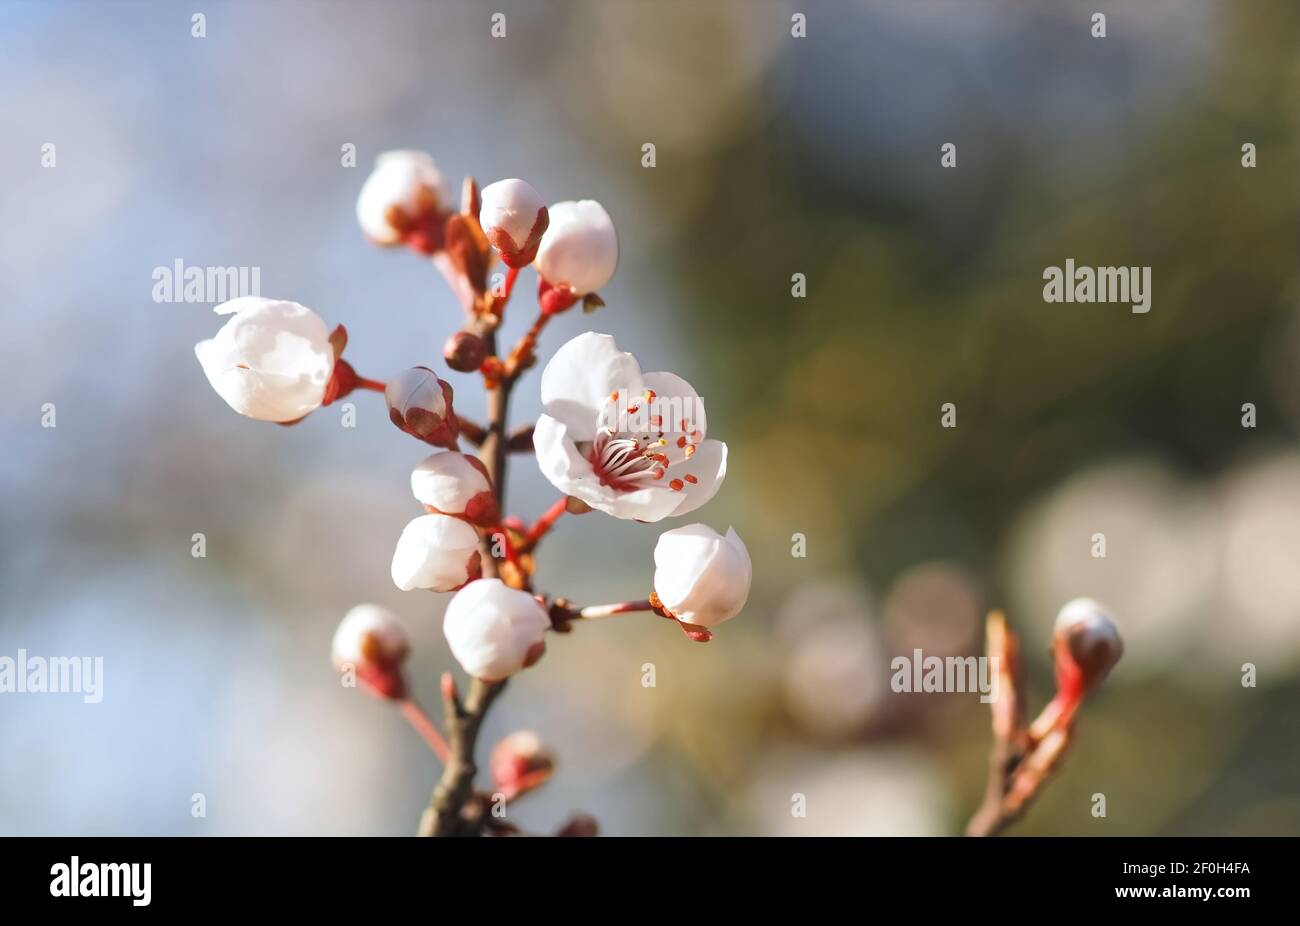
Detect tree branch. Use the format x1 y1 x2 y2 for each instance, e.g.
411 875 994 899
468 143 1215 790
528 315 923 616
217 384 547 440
419 325 516 836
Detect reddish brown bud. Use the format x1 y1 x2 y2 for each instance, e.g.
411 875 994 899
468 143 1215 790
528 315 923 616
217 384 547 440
1053 598 1123 699
555 813 599 837
444 330 489 373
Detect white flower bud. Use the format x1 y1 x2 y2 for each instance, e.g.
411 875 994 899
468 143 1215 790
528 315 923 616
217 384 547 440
653 524 752 627
1053 597 1123 693
411 452 498 526
331 603 409 699
385 366 459 448
442 578 550 681
390 514 482 592
479 179 549 267
534 199 618 296
194 297 335 423
356 149 450 246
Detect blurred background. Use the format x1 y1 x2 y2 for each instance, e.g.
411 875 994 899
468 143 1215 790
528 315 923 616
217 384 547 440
2 0 1299 835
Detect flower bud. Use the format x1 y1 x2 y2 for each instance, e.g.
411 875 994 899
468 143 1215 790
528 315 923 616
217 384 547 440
195 297 335 423
356 150 451 248
443 330 489 373
385 366 459 448
411 451 499 526
534 199 618 299
479 179 549 267
652 524 752 628
390 514 482 592
331 604 409 699
489 730 554 797
1053 598 1123 696
555 813 599 837
442 578 550 681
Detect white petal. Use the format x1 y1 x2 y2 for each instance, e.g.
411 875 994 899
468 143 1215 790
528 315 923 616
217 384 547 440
411 452 491 513
668 440 728 518
641 370 707 439
533 414 597 493
540 332 643 437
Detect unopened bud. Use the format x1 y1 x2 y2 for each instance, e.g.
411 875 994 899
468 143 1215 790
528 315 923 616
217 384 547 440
385 366 459 448
534 199 618 297
1053 598 1123 697
411 451 499 527
489 730 554 797
332 604 410 699
479 179 549 268
356 150 450 249
443 330 489 373
555 813 599 837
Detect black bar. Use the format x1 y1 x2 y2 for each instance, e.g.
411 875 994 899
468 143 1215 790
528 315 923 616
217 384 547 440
0 836 1287 912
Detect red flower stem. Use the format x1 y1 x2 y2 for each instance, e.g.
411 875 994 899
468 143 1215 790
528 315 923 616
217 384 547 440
398 698 451 763
578 600 655 620
524 497 569 548
488 524 523 570
502 265 520 304
353 376 387 393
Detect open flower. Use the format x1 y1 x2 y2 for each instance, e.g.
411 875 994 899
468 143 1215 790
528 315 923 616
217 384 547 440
195 297 335 423
479 179 549 267
533 332 727 521
356 149 451 247
390 514 482 592
331 604 410 699
653 524 752 627
411 451 498 526
534 200 618 308
443 579 550 681
1053 597 1123 697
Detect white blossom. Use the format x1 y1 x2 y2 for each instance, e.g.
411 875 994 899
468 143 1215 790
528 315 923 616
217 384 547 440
410 451 497 525
442 579 550 680
653 524 751 627
390 514 482 592
534 200 618 296
533 332 727 521
194 297 334 423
